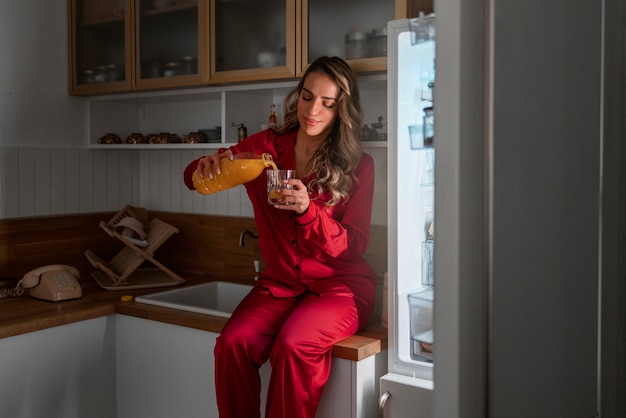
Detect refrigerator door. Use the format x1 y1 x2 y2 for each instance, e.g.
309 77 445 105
386 16 436 381
379 374 433 418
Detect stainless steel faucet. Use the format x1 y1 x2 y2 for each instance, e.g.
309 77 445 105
238 229 259 247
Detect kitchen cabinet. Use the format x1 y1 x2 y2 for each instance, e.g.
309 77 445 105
209 0 297 83
134 0 208 90
116 314 220 417
302 0 400 74
316 352 388 418
211 0 409 82
0 316 117 418
69 0 132 95
212 0 410 80
69 0 412 95
69 0 207 95
116 314 387 418
379 374 432 417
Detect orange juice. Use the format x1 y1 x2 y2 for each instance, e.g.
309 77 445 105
192 153 276 195
268 190 283 199
266 169 295 204
268 190 284 203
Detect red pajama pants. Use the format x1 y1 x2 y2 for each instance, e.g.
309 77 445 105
214 284 373 418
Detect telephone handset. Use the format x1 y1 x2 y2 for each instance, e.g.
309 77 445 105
20 265 82 302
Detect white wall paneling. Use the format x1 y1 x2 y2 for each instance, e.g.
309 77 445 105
1 147 19 218
2 147 139 219
0 146 388 224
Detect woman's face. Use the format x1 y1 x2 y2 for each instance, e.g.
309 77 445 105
297 71 339 140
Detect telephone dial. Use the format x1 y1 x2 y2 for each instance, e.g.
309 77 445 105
19 264 82 302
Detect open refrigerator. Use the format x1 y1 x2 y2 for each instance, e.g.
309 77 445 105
379 15 436 417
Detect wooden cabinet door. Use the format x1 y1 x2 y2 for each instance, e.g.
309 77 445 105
68 0 132 95
116 315 219 418
407 0 433 18
300 0 408 75
209 0 297 84
134 0 208 90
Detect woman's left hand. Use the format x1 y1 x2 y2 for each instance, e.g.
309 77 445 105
275 179 310 214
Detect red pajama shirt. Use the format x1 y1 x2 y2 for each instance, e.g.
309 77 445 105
183 128 376 418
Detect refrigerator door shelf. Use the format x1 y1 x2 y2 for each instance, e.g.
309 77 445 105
411 329 433 360
408 287 434 361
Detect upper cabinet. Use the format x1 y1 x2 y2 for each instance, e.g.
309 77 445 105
69 0 208 95
134 0 208 90
69 0 413 95
69 0 132 95
210 0 296 83
302 0 400 75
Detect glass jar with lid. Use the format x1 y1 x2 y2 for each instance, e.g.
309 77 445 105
345 30 370 60
370 27 387 57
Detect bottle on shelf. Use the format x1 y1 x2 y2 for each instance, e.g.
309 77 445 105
237 123 247 142
269 104 277 128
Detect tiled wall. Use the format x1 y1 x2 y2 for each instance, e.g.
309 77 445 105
0 146 387 224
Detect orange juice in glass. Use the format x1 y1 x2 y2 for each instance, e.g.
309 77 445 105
267 169 295 204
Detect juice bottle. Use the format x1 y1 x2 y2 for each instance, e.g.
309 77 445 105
192 152 277 195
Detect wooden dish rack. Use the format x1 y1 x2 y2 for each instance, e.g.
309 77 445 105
85 206 185 290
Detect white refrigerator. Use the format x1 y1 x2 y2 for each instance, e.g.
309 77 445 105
380 1 608 416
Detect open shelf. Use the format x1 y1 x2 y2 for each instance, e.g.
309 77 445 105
86 75 388 148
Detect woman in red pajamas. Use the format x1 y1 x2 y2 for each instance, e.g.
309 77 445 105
183 56 376 418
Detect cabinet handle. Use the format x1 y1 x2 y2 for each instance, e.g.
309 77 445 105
378 390 391 418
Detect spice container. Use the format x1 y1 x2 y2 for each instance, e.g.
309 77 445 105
345 30 370 60
94 66 107 83
178 56 196 75
81 70 95 84
163 61 179 77
237 123 247 142
106 64 122 82
371 27 387 57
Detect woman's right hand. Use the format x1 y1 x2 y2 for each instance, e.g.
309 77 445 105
196 149 234 179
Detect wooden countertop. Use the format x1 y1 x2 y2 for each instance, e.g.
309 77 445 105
0 274 387 362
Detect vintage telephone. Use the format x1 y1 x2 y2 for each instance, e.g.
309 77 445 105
19 265 82 302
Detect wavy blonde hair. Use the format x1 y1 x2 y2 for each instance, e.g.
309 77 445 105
276 56 364 206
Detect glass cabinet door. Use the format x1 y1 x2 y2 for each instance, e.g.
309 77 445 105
69 0 132 95
302 0 403 74
135 0 207 89
210 0 296 83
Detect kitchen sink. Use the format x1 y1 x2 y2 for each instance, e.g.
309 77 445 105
135 281 252 318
